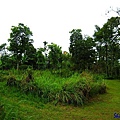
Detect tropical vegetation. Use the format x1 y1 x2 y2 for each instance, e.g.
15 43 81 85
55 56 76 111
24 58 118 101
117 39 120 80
0 11 120 119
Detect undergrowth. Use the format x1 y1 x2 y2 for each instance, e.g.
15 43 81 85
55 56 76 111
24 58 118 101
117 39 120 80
4 70 107 107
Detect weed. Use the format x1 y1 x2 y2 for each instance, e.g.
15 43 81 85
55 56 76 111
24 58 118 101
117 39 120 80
0 104 6 120
5 70 106 106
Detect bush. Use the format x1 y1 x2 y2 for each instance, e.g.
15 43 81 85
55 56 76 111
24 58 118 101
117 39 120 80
89 83 106 97
7 76 17 86
56 86 85 106
5 70 107 106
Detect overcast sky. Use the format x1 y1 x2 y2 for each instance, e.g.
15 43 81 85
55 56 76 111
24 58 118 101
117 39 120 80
0 0 119 51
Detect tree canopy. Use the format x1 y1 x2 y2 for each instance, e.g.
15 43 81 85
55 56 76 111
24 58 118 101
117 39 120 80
8 23 33 70
0 16 120 78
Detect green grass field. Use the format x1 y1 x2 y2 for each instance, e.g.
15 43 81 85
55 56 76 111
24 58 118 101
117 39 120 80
0 70 120 120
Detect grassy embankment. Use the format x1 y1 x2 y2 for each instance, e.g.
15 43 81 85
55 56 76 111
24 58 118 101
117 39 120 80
0 70 120 120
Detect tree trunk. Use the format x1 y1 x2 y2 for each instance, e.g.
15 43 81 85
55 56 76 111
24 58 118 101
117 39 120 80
105 44 108 77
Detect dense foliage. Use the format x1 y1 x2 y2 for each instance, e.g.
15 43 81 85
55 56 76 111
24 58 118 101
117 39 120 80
0 9 120 120
0 17 120 78
94 17 120 78
0 70 106 107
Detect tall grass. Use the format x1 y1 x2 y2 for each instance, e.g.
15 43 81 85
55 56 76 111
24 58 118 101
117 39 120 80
5 70 106 106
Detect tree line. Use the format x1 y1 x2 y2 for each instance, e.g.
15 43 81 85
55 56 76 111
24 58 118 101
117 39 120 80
0 17 120 79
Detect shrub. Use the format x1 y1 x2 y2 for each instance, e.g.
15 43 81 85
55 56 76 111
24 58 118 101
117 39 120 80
89 83 106 97
56 89 85 106
5 70 107 106
7 76 17 86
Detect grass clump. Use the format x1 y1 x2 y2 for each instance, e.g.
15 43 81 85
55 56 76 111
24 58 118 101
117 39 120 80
5 70 106 106
0 103 6 120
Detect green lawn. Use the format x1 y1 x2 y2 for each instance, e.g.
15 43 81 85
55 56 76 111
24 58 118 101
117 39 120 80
0 80 120 120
